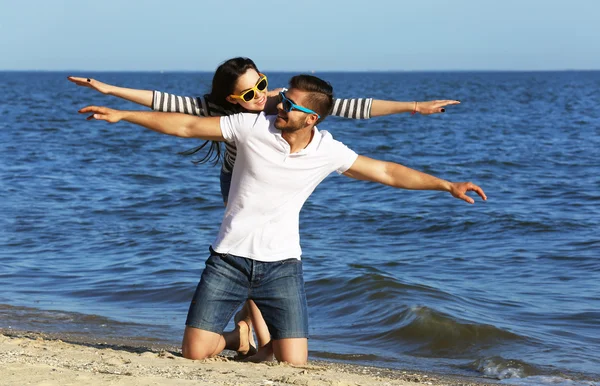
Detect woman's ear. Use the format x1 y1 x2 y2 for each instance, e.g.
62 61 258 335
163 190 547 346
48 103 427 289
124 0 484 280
226 96 239 105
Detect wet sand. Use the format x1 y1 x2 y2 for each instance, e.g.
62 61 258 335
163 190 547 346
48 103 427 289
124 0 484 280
0 329 503 386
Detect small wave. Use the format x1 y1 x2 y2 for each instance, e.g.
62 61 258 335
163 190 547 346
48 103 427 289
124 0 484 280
68 281 194 304
308 274 528 358
0 304 178 346
469 356 538 379
310 351 382 362
503 376 599 386
468 357 599 385
372 306 524 357
307 273 450 307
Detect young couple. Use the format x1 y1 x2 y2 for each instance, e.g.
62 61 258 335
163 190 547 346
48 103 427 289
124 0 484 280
71 57 486 365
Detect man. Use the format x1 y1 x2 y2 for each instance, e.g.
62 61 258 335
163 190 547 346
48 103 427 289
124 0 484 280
80 75 486 365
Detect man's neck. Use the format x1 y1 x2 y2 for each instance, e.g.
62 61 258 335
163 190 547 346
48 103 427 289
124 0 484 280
281 126 315 153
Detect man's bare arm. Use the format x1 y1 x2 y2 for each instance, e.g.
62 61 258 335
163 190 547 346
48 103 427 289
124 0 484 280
343 155 486 204
79 106 225 141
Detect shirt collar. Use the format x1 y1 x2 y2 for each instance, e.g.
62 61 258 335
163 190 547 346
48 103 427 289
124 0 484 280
269 124 320 156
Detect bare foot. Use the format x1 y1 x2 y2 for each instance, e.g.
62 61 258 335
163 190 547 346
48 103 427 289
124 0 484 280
231 319 257 360
223 318 257 358
234 308 257 350
241 341 274 363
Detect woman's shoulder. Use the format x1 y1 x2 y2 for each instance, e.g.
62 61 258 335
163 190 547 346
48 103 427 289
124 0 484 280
204 94 242 116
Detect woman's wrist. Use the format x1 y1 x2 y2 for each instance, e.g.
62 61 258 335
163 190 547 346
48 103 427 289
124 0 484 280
411 101 419 115
104 84 116 96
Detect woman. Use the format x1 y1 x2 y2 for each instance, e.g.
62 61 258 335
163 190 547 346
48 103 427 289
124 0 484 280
69 57 458 361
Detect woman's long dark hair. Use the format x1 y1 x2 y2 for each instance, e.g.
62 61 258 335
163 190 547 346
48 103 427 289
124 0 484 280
179 57 260 165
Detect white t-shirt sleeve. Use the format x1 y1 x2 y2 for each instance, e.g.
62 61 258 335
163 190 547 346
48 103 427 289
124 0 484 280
219 113 257 144
332 140 359 174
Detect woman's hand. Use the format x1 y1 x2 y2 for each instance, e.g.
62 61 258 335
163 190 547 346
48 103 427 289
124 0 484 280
68 77 112 95
266 88 284 98
416 100 460 115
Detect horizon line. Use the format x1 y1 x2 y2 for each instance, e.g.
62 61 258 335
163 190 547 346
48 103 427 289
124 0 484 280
1 68 600 73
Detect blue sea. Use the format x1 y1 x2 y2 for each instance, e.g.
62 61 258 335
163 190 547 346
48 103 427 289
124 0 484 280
0 71 599 385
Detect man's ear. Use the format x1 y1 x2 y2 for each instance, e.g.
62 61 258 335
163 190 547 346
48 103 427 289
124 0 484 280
305 114 319 126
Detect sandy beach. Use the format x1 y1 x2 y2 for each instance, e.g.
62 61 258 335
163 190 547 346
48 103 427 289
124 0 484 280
0 329 502 386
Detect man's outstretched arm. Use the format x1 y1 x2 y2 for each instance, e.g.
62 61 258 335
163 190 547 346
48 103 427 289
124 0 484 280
343 155 487 204
79 106 225 141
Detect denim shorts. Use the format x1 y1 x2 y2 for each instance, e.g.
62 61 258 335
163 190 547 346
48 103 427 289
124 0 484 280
185 247 309 340
219 169 232 203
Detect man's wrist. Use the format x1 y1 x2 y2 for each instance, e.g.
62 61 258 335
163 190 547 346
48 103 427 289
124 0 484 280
440 180 453 192
120 110 132 122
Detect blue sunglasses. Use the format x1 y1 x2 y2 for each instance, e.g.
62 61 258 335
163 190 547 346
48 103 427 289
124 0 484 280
279 92 321 119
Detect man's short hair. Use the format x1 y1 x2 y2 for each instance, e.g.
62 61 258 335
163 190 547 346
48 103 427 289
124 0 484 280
288 75 334 124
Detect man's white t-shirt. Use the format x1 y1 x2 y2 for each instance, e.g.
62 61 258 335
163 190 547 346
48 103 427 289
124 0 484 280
212 112 358 262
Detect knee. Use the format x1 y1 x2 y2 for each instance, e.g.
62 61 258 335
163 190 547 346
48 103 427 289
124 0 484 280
181 342 213 360
181 326 221 360
275 350 308 365
273 338 308 365
278 355 307 366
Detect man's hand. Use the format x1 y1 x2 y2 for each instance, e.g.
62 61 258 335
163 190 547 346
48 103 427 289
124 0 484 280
416 100 460 115
68 77 111 95
448 182 487 204
79 106 124 123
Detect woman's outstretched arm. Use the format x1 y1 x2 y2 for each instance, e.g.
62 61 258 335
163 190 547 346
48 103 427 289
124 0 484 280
68 77 154 108
370 99 460 116
68 77 229 117
331 98 461 119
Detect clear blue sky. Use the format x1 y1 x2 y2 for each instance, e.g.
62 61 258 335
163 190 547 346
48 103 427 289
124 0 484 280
1 0 598 71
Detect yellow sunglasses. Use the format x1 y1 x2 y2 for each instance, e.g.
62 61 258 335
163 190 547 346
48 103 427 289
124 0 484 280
229 74 268 102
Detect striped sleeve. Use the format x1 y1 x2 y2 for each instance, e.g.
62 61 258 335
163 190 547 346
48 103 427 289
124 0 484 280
152 91 235 117
330 98 373 119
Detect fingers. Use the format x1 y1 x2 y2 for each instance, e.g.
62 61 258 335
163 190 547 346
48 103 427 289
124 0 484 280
67 76 89 84
426 100 460 106
79 105 110 114
85 113 109 122
419 100 460 115
469 184 487 201
440 100 459 113
68 76 91 82
459 193 475 204
79 106 110 117
92 114 108 121
79 106 120 123
441 100 460 106
67 76 85 86
68 76 94 88
435 100 460 110
453 182 487 204
79 105 103 114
